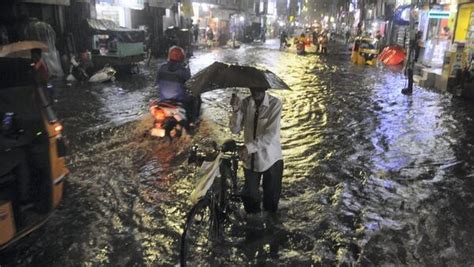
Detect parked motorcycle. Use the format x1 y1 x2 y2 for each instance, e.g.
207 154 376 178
89 65 116 83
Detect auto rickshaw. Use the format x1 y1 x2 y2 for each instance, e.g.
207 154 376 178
351 36 379 65
0 47 68 250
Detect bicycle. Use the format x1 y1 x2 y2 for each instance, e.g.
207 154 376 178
180 139 243 266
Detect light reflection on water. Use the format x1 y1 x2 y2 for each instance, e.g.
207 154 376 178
2 40 474 266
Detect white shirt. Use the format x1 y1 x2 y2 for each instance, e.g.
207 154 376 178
229 92 283 172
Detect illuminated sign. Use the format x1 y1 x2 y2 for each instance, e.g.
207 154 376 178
428 10 450 18
439 0 452 4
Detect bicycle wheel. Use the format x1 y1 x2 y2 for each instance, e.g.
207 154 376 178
219 158 241 214
180 198 218 266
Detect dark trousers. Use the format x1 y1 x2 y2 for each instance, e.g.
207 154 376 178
182 95 201 123
242 160 283 213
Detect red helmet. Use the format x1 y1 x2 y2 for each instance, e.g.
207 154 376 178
168 46 185 62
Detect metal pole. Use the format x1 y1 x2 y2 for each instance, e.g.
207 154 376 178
402 0 418 95
357 0 365 36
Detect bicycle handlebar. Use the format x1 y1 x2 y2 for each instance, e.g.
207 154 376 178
188 139 243 165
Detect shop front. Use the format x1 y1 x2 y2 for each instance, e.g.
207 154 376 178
448 1 474 97
453 1 474 70
191 2 232 45
419 3 454 69
411 1 459 91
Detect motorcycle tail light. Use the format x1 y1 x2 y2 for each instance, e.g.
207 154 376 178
54 124 63 133
151 108 166 121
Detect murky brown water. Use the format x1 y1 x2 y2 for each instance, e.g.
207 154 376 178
2 40 474 266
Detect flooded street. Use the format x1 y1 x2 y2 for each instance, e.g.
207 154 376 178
2 40 474 266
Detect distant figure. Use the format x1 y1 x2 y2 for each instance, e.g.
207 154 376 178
375 30 383 50
442 26 452 40
375 31 382 41
311 31 317 45
414 30 423 62
193 24 199 43
206 27 214 48
280 31 288 49
31 48 56 102
345 30 351 44
318 34 328 54
108 34 118 52
260 27 266 42
357 22 363 36
31 48 48 87
299 33 306 44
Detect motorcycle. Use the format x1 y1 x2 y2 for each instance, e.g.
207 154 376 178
89 66 116 83
149 99 191 139
296 41 306 55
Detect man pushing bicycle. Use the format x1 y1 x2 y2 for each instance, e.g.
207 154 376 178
229 88 284 214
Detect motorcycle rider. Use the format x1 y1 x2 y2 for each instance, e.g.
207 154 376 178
296 33 306 55
156 45 199 124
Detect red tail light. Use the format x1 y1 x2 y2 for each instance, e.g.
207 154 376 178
152 108 166 121
54 124 63 133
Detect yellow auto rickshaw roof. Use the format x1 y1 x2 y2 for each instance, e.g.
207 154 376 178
355 36 376 43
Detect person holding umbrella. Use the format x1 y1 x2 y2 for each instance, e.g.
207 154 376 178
229 88 283 214
185 62 289 213
31 48 48 86
30 48 57 103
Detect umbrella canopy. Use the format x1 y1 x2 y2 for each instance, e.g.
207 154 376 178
0 41 49 58
185 61 290 96
379 45 406 66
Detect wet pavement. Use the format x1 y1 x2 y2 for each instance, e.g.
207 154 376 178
2 39 474 266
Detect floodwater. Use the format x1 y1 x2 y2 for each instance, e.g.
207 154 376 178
2 39 474 266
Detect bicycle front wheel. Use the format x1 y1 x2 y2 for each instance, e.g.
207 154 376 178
180 198 218 266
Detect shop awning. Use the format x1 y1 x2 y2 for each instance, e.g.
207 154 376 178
148 0 174 8
19 0 70 5
86 19 143 33
85 19 145 42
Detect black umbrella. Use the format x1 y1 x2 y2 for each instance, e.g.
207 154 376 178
185 61 290 96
